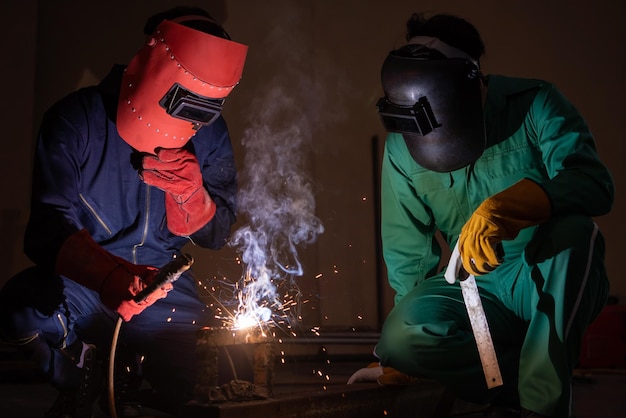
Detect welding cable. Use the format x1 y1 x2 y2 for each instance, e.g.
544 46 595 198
108 317 124 418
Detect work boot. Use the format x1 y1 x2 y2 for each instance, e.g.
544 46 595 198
347 362 417 385
45 342 100 418
99 375 144 417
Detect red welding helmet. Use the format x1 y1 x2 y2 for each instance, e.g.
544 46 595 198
117 19 248 153
377 38 486 172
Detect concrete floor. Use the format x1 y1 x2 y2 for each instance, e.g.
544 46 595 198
1 342 625 418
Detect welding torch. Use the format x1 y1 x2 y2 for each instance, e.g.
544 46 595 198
108 254 194 418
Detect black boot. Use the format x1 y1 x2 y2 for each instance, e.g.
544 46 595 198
45 342 100 418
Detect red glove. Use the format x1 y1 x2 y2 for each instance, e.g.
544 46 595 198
141 148 216 236
55 229 171 321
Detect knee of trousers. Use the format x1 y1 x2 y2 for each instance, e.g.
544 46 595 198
378 308 414 364
0 307 45 345
1 264 64 310
377 300 467 374
0 267 66 344
529 215 605 261
527 215 607 285
527 214 609 322
529 215 607 280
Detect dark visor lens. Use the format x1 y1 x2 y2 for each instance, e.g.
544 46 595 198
376 97 441 136
159 83 224 126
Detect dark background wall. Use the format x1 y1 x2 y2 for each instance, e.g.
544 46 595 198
2 0 624 332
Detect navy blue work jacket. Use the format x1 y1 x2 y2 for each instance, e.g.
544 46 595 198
24 65 238 269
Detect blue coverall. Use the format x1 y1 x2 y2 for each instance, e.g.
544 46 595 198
0 65 239 406
375 75 614 417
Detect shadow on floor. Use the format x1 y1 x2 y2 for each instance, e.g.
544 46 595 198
1 346 626 418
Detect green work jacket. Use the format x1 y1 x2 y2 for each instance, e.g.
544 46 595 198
381 75 614 304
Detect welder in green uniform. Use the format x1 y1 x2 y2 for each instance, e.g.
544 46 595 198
348 13 614 418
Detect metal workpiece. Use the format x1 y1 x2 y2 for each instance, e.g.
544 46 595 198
194 326 276 404
197 326 275 346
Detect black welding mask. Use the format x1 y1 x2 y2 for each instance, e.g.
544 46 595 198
377 42 486 172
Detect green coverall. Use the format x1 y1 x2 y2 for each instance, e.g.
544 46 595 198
375 75 614 417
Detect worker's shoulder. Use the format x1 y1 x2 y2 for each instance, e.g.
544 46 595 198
45 84 106 122
485 74 558 117
485 74 553 96
44 66 123 122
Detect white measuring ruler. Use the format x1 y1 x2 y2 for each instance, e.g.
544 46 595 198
460 274 503 389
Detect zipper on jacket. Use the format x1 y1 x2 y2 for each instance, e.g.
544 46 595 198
56 313 69 349
79 193 112 236
132 185 151 264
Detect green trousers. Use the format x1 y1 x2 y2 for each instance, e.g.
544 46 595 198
376 215 609 417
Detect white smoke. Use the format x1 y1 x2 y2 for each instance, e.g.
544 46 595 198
228 7 328 330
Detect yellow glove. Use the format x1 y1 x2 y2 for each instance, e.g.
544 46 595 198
459 179 551 276
378 366 416 386
347 362 415 386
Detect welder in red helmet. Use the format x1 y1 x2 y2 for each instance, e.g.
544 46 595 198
0 7 247 417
